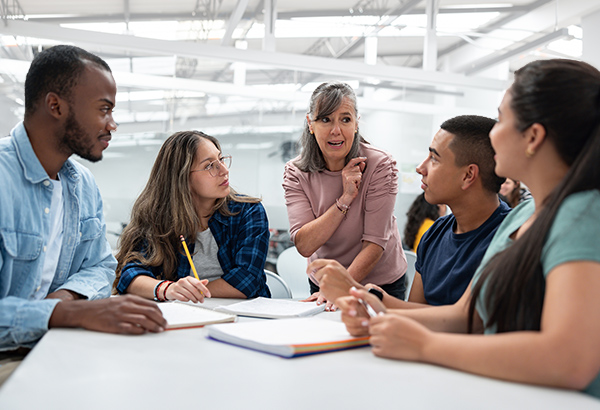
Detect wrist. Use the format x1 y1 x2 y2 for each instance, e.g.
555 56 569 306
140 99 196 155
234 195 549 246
162 281 174 301
49 300 85 329
335 197 350 215
153 280 167 301
368 287 384 301
418 328 438 363
338 195 353 208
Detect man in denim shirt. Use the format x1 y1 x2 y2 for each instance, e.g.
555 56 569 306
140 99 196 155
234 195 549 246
0 45 166 383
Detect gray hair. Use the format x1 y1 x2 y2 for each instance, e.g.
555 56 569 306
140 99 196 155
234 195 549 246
294 82 367 173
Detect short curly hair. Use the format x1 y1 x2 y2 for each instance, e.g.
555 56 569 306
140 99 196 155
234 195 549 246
24 45 111 118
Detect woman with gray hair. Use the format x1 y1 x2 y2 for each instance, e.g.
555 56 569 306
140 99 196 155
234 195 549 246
283 82 407 308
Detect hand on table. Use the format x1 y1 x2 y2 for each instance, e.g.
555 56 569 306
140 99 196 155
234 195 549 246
307 259 361 308
301 291 337 311
165 277 211 303
50 294 167 335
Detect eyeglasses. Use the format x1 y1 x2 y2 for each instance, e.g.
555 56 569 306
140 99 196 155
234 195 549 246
190 155 232 177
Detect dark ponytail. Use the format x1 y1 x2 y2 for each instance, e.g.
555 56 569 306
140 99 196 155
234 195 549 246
468 59 600 333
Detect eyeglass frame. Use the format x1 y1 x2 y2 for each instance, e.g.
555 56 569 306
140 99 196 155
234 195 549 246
190 155 232 177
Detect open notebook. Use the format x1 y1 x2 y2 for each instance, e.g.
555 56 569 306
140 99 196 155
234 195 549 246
157 301 236 330
206 317 370 358
214 297 325 319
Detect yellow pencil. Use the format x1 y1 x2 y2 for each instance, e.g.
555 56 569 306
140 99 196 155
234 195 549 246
180 235 200 281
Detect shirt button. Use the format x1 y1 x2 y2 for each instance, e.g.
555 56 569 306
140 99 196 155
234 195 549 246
43 180 50 186
43 246 47 252
36 285 41 292
44 208 50 214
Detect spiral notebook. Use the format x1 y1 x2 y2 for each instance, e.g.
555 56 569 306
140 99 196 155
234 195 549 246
206 317 370 358
157 301 236 330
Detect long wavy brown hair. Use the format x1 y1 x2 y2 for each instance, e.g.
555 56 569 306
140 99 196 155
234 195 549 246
114 130 260 286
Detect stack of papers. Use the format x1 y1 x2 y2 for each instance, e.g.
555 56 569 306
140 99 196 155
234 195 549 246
214 297 325 319
157 301 236 330
207 317 370 358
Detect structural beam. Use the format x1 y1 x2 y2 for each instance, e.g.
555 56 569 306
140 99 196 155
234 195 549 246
262 0 276 52
423 0 438 71
463 28 570 75
0 19 506 90
0 57 491 117
221 0 249 46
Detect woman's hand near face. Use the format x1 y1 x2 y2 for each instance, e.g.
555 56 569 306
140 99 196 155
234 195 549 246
340 157 367 205
166 277 211 303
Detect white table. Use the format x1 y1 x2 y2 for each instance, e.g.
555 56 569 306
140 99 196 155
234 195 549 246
0 298 598 410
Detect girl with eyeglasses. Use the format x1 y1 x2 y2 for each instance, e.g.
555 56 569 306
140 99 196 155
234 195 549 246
114 130 270 302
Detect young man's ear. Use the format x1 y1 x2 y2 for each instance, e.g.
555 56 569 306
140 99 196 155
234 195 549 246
461 164 480 191
45 92 65 119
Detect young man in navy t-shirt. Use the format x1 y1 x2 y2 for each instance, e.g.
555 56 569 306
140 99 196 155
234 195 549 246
313 115 510 309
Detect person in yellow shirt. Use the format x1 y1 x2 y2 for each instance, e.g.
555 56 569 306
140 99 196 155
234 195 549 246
403 193 446 252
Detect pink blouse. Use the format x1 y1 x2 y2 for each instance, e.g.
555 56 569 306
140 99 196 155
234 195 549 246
282 143 406 286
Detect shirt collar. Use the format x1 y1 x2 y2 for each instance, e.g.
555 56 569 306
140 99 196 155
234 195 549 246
11 121 79 184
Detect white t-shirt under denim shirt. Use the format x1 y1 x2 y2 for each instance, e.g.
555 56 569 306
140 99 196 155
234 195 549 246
32 178 64 300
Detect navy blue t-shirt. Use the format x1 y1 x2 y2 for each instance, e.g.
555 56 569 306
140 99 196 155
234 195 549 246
415 201 511 306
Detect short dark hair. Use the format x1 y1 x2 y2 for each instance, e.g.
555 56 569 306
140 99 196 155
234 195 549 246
24 45 111 118
440 115 505 193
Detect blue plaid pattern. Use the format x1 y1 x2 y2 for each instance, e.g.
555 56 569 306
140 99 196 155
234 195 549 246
116 201 270 298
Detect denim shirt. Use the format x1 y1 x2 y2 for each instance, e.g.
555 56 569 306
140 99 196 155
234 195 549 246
0 122 117 351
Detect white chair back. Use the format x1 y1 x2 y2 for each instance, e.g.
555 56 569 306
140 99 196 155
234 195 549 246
404 250 417 301
264 269 292 299
276 246 310 299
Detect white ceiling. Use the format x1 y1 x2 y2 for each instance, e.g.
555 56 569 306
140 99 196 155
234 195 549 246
1 0 599 134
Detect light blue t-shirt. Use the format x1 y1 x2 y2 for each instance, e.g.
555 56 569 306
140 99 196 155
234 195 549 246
472 190 600 398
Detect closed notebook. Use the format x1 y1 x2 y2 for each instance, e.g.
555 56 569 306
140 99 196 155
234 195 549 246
214 297 325 319
157 301 236 330
206 317 370 358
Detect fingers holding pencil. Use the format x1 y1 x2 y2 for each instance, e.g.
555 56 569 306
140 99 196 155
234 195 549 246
166 277 211 303
178 235 211 302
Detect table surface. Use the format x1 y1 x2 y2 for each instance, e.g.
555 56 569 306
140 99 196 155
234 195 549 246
0 298 598 410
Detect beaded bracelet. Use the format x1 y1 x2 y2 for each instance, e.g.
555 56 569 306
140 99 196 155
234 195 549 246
153 280 167 301
162 281 175 301
156 280 168 302
335 198 350 215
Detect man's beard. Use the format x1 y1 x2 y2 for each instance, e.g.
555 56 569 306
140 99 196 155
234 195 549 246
59 111 102 163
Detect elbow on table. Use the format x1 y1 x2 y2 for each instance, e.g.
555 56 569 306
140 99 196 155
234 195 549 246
545 353 600 391
556 364 600 391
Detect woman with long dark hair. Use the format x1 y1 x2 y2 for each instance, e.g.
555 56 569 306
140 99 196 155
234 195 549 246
403 193 444 252
329 59 600 397
114 130 270 302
